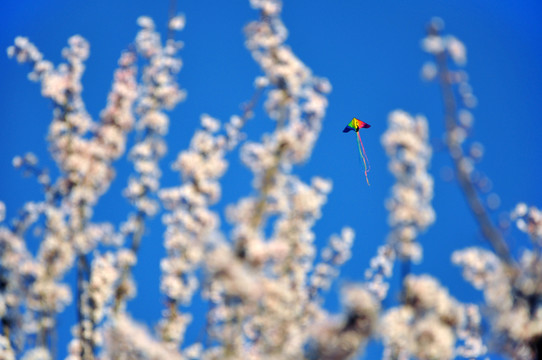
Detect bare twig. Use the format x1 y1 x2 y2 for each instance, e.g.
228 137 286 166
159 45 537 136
77 253 92 360
167 0 178 41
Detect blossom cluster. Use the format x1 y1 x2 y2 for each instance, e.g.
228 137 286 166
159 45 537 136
311 284 379 360
4 12 186 360
196 2 346 357
453 246 542 359
124 16 186 217
3 1 349 359
157 114 229 347
512 203 542 246
381 110 435 262
380 275 484 360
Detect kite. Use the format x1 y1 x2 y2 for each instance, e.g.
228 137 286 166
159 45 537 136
343 117 371 185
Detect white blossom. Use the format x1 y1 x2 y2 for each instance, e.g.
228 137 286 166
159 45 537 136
421 61 438 81
169 14 186 31
446 35 467 65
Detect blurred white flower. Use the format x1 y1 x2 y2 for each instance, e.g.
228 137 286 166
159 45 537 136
446 36 467 65
421 61 437 81
169 14 186 31
137 16 155 30
421 35 445 54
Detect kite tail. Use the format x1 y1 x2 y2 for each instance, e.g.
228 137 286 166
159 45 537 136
357 131 371 173
356 132 371 186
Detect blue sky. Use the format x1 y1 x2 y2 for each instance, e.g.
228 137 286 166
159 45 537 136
1 0 542 358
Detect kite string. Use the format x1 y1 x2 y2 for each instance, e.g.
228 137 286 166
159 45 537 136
356 132 370 186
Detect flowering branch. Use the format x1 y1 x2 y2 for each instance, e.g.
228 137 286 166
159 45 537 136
423 19 514 267
422 19 542 359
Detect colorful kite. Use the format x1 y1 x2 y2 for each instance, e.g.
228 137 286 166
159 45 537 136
343 118 371 185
